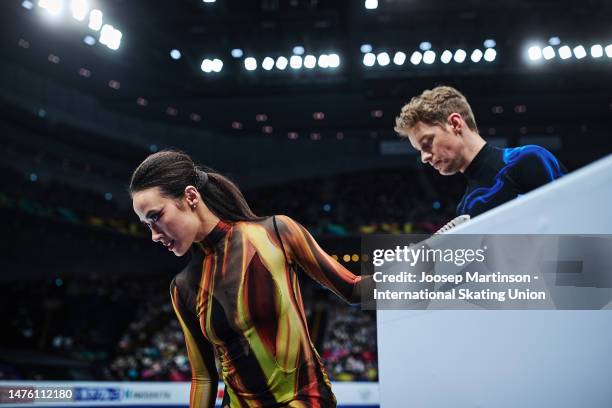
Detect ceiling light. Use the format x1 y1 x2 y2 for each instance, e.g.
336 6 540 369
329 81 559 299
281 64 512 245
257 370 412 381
440 50 452 64
410 51 422 65
422 50 436 64
393 51 406 65
453 49 466 63
376 52 390 66
244 57 257 71
363 52 375 66
262 56 274 70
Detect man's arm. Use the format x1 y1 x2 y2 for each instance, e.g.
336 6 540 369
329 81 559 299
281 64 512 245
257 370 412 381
505 145 566 193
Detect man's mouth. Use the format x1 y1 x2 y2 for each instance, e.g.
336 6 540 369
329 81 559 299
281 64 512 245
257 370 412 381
163 240 176 250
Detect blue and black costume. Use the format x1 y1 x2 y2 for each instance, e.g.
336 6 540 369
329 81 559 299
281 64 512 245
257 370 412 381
458 144 566 217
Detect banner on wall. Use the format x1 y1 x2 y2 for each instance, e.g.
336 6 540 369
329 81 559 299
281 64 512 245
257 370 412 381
0 381 379 407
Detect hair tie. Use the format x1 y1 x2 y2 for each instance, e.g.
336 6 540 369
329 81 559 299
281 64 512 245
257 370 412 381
196 170 209 190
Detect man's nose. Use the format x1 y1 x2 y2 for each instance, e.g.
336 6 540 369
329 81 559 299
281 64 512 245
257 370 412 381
421 151 432 164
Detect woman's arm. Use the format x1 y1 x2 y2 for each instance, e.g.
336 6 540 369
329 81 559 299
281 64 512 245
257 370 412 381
275 215 373 304
170 279 218 408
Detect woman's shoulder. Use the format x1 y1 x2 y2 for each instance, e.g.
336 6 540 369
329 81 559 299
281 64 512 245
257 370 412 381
233 215 293 230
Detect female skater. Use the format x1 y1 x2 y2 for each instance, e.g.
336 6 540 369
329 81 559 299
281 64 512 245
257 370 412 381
130 150 370 407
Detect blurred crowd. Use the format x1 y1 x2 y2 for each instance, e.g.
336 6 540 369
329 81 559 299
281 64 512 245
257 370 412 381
1 120 464 382
246 168 462 236
321 298 378 381
1 275 378 382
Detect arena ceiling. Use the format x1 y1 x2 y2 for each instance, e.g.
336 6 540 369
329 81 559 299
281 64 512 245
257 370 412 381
2 0 611 140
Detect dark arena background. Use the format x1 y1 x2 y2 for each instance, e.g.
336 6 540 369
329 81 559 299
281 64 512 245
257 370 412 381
1 1 611 407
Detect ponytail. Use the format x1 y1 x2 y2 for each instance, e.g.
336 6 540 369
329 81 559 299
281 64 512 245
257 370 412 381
129 149 262 222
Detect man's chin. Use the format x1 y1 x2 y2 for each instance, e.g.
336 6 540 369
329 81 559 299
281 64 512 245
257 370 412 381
438 167 459 176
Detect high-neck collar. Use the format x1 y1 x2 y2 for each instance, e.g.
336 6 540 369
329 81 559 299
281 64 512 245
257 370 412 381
197 220 232 254
464 143 491 179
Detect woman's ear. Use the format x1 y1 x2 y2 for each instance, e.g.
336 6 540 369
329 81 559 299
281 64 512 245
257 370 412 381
183 185 200 209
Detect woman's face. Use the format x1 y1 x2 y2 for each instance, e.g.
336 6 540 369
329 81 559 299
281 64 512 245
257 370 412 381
132 187 200 256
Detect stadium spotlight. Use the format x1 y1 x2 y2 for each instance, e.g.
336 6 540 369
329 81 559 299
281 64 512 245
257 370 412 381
410 51 422 65
289 55 303 69
304 55 317 68
318 54 330 68
88 9 103 31
573 45 586 59
231 48 243 58
99 24 121 50
423 50 436 64
211 58 223 72
471 49 483 63
83 35 96 46
360 44 373 53
203 0 216 3
262 57 274 71
70 0 89 21
558 45 572 60
440 50 452 64
542 46 555 60
39 0 62 16
275 56 289 70
419 42 432 51
605 45 612 58
22 1 35 10
328 53 340 68
365 0 378 10
484 39 496 48
170 49 182 60
292 46 305 55
200 59 212 73
244 57 257 71
453 49 466 63
393 51 406 65
483 48 497 62
363 52 376 66
548 36 561 46
527 45 542 61
590 44 603 58
376 52 390 66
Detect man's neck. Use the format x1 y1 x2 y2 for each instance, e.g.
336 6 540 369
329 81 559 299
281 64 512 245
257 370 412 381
459 132 487 173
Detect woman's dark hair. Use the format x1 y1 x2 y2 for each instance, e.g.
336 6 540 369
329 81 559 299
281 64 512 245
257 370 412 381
129 149 262 222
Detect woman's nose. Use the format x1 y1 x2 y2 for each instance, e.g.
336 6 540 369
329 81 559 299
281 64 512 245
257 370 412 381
150 225 163 242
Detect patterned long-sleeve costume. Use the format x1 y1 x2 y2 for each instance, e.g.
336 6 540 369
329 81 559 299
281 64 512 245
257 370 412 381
170 215 371 407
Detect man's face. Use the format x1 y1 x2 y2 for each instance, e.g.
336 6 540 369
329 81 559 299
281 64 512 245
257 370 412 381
407 121 466 175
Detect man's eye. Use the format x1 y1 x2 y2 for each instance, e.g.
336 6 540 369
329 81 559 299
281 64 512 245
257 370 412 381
150 213 160 222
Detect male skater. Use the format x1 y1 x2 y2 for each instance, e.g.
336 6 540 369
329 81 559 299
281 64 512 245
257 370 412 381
395 86 566 220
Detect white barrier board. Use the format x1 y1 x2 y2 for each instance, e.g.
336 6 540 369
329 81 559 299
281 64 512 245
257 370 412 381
377 154 612 408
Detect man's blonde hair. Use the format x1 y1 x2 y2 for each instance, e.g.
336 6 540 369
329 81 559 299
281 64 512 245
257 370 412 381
394 86 478 137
